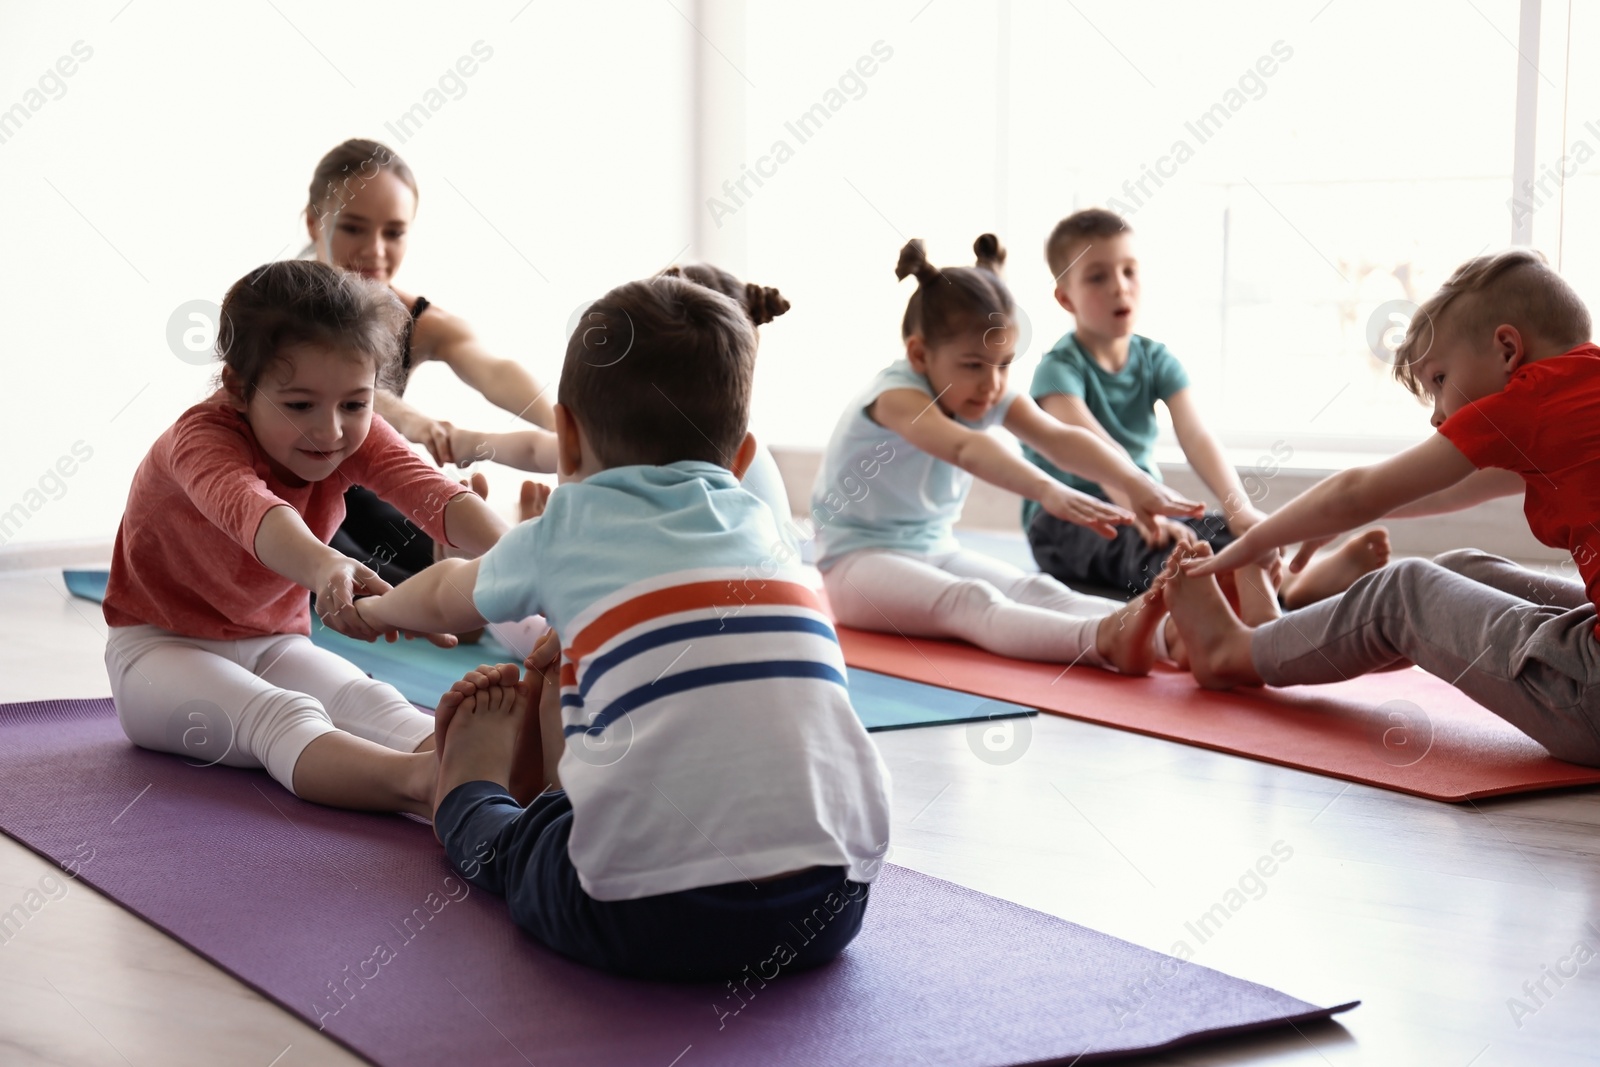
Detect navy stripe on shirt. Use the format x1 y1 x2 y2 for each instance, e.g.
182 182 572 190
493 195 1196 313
562 660 849 737
565 614 839 707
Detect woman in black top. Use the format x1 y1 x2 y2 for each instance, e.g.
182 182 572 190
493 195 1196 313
303 139 552 585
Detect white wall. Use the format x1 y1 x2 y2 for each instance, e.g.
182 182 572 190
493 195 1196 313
1 0 1577 567
1 0 691 550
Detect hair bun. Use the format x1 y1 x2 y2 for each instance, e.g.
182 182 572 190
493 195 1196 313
895 239 940 286
743 282 790 325
973 233 1007 275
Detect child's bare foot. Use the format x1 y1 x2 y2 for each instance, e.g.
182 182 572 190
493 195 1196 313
432 662 518 761
1162 618 1190 670
1095 552 1181 676
1166 545 1264 690
1281 528 1392 610
508 659 558 803
433 663 531 841
1232 561 1282 627
509 628 563 801
517 480 552 523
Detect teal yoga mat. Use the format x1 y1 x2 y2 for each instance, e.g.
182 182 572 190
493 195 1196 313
64 569 1032 733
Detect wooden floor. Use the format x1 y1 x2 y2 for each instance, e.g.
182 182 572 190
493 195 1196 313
2 558 1598 1066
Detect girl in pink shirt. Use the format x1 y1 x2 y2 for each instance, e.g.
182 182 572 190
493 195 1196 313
103 260 507 815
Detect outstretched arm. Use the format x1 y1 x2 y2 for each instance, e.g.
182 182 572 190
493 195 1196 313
872 389 1135 538
1187 434 1479 576
1166 388 1262 532
427 311 556 430
441 490 510 555
449 426 560 474
374 390 457 466
1037 393 1124 451
1384 466 1523 518
1005 396 1204 533
253 504 436 643
1039 392 1185 547
357 557 489 635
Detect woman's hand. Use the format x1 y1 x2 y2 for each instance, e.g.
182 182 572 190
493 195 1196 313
450 425 492 468
400 416 456 466
1041 484 1135 540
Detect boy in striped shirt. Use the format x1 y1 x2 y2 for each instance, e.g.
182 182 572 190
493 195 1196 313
358 275 891 980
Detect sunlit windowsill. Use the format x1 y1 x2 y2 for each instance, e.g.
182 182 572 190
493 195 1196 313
1149 432 1431 475
1152 444 1394 476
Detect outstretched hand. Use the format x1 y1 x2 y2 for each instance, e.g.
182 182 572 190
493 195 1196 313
1288 535 1337 574
1041 485 1135 539
1180 532 1263 577
314 558 393 641
344 596 464 648
417 419 456 466
1126 480 1206 535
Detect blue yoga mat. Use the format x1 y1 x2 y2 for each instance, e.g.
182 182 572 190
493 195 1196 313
64 569 1032 733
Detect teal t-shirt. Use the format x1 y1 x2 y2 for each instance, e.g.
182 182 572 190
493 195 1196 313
1020 332 1189 529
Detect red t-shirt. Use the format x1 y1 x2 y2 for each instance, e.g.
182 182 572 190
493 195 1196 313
104 394 468 639
1437 344 1600 629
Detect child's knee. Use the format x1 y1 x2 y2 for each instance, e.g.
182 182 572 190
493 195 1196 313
936 577 1006 620
247 694 337 791
1431 547 1500 575
1019 572 1067 600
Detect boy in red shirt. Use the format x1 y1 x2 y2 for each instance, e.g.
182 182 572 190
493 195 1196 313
1166 248 1600 766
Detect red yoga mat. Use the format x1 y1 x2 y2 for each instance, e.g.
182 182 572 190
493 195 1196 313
833 625 1600 802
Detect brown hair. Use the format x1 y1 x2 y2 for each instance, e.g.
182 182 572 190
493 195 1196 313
559 275 756 468
303 139 419 252
658 263 791 327
216 260 410 401
1393 248 1592 397
1045 208 1130 281
897 234 1014 345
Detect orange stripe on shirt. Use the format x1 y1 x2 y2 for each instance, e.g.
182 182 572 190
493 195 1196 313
563 579 823 680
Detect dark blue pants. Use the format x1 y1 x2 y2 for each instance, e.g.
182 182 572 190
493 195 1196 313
1028 509 1237 596
436 782 870 981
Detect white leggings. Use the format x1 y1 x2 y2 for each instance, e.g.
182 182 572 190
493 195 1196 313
823 547 1130 668
105 625 435 794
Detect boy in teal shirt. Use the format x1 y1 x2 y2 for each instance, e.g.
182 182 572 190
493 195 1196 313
1025 208 1391 605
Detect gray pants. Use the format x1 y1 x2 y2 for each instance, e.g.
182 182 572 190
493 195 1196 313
1250 550 1600 766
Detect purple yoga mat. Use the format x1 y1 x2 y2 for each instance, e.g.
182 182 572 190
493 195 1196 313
0 699 1355 1066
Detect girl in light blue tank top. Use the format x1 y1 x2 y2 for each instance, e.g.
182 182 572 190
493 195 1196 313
811 235 1204 674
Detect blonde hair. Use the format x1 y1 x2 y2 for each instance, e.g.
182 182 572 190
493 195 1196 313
1394 248 1591 397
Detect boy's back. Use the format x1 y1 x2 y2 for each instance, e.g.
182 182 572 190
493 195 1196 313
475 460 891 901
